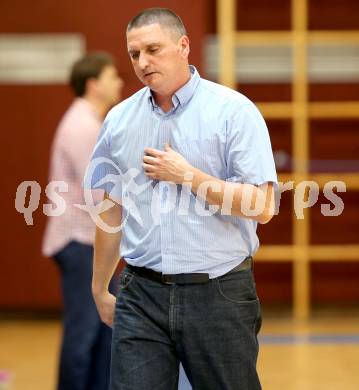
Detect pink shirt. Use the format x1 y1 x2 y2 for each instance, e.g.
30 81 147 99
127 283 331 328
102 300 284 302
42 98 103 257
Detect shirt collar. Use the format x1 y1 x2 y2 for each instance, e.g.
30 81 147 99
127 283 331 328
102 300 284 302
147 65 200 111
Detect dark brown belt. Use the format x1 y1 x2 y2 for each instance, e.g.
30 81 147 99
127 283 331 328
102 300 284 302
126 256 253 285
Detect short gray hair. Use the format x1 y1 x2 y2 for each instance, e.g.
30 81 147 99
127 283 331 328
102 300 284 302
127 8 187 40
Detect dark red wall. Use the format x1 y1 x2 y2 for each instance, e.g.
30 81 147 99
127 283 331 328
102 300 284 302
0 0 207 309
1 0 358 309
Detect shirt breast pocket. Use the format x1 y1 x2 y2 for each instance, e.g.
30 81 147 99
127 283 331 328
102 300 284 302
175 136 227 180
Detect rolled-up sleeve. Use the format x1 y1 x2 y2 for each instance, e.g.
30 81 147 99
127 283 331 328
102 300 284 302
226 103 278 188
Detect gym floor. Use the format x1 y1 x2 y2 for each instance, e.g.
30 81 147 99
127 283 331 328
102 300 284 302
1 308 358 390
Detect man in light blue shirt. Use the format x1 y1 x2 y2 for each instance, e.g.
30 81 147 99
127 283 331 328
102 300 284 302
86 7 277 390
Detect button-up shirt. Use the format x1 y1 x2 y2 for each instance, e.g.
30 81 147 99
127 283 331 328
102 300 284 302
43 98 103 257
85 66 277 278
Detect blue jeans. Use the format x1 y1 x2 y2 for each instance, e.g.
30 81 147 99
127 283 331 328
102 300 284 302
54 241 114 390
110 264 262 390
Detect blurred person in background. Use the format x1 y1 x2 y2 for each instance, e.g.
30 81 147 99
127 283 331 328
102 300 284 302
42 51 123 390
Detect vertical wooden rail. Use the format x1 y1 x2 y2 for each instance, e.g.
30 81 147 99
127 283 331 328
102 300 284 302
217 0 236 89
216 0 359 319
292 0 310 319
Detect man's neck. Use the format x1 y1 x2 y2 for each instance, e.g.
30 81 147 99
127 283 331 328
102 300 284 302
153 94 174 113
153 68 191 113
83 95 109 120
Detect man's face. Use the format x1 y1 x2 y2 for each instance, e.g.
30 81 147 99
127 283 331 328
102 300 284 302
126 23 188 94
96 64 123 107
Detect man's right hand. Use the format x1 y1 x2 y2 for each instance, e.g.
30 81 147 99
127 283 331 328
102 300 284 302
93 290 116 328
91 192 122 328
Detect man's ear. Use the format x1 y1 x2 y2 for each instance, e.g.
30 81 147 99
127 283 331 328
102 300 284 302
180 36 190 58
85 77 97 95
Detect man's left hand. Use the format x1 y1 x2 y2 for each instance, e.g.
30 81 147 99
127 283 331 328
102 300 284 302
143 143 193 184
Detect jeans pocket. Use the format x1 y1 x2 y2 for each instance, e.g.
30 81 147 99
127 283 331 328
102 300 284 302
254 301 262 335
216 273 258 304
118 271 134 291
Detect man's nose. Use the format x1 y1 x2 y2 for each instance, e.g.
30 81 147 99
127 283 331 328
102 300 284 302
138 53 149 70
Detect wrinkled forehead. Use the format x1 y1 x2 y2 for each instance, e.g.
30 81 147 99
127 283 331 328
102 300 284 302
126 23 177 49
